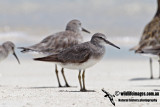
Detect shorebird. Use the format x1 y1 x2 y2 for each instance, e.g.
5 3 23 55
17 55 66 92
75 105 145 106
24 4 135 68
0 41 20 64
130 0 160 79
141 46 160 78
34 33 120 91
18 19 90 87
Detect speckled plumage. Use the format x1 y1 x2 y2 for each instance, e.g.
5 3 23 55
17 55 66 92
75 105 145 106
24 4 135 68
131 0 160 52
19 19 90 54
130 0 160 79
135 16 160 52
141 45 160 55
20 31 83 54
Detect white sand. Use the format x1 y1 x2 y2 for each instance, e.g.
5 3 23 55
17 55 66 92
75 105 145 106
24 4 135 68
0 59 160 107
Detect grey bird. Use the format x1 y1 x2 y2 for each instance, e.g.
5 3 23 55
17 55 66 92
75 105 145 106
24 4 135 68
18 19 90 87
130 0 160 79
0 41 20 64
34 33 120 91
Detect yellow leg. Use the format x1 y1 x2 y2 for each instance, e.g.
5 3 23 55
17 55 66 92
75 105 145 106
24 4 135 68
55 64 62 87
61 68 70 87
82 70 87 91
158 56 160 79
78 70 82 90
149 58 153 79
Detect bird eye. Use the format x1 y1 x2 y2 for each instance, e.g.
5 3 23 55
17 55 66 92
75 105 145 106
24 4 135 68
12 47 14 50
98 37 103 39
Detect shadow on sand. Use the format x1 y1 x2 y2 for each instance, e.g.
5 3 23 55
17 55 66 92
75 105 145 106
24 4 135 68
21 86 77 89
154 89 160 91
20 86 96 92
134 85 160 87
59 90 96 92
129 77 159 81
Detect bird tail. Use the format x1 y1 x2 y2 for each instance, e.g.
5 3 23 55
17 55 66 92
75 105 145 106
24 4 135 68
18 47 40 53
34 54 59 62
129 45 139 51
18 47 32 53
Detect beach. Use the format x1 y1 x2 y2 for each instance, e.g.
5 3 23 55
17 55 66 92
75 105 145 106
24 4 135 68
0 0 159 107
0 59 160 107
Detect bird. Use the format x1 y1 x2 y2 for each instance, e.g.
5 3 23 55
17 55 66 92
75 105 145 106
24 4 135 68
0 41 20 64
18 19 90 87
102 89 115 106
141 45 160 78
130 0 160 79
34 33 120 91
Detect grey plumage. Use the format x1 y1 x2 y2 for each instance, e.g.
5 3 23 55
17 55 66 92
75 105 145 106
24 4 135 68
34 33 120 91
0 41 20 64
19 19 90 87
33 42 101 64
19 20 90 54
34 33 120 67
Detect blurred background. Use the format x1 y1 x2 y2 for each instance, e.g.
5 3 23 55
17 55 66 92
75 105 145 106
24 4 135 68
0 0 157 60
1 1 160 106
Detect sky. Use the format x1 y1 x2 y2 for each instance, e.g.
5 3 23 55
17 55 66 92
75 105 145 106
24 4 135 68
0 0 158 43
0 0 158 60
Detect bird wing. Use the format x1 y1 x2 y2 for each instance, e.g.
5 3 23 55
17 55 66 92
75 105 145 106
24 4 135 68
131 16 160 51
34 42 91 63
141 45 160 55
18 35 55 53
19 31 81 54
138 17 160 50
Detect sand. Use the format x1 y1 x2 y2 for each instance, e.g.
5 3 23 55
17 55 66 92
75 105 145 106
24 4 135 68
0 59 160 107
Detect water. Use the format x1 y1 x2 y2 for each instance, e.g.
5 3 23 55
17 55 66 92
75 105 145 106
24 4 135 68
0 31 147 61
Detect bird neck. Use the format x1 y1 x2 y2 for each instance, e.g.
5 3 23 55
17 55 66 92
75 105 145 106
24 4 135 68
155 0 160 17
66 27 80 34
2 45 9 55
91 39 104 48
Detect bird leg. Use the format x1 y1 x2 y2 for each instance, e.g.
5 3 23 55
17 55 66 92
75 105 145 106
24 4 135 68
78 70 83 90
159 56 160 79
149 58 153 79
61 68 70 87
81 70 87 91
55 64 62 87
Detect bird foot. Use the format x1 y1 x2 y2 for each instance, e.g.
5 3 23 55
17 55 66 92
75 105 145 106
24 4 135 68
64 84 70 87
58 84 62 87
58 84 72 88
80 88 87 92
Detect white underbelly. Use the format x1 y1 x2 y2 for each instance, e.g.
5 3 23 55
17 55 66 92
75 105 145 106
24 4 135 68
140 53 159 59
57 57 103 70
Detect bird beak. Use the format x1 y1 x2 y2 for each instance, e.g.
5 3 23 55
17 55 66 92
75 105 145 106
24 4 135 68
82 27 90 34
13 52 20 64
104 39 120 49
